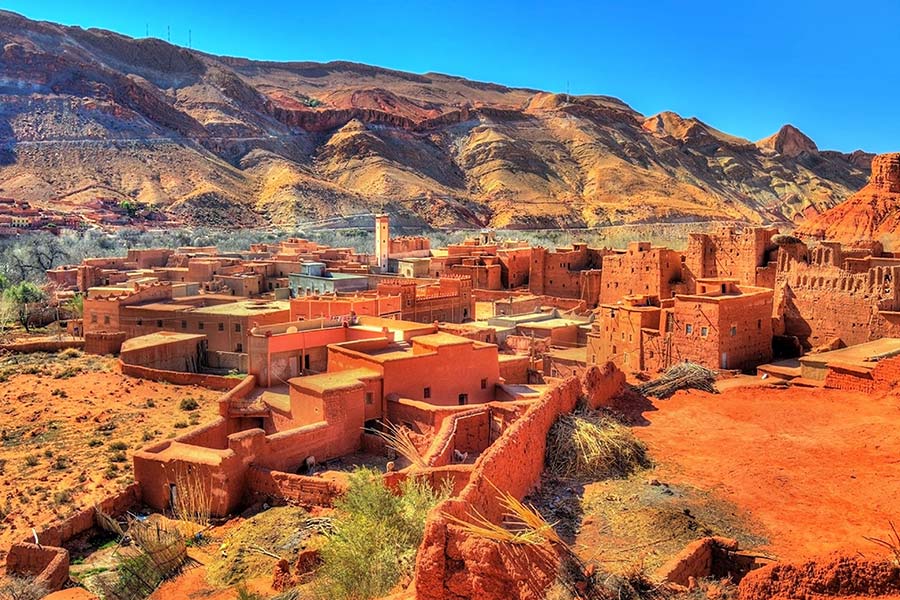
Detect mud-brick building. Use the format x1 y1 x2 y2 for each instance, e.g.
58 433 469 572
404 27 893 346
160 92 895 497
290 292 402 321
588 295 664 373
684 226 779 289
590 279 773 373
376 276 475 323
529 243 608 305
598 242 685 305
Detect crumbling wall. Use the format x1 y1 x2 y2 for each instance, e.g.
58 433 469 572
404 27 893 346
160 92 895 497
5 542 69 591
653 536 756 587
414 366 625 600
85 331 127 355
246 466 347 507
0 339 84 354
119 362 243 390
738 554 900 600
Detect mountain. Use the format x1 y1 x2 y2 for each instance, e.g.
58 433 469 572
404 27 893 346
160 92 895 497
796 153 900 245
0 10 875 229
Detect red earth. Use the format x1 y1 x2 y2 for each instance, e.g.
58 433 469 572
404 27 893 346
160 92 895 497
630 383 900 561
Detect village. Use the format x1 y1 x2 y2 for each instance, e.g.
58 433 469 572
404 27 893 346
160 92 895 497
2 159 900 600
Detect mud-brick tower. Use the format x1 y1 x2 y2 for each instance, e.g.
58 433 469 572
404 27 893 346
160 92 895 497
375 213 390 271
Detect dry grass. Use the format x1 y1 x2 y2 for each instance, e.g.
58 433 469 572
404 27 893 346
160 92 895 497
545 411 649 480
444 483 562 546
170 465 212 526
864 520 900 565
369 421 426 468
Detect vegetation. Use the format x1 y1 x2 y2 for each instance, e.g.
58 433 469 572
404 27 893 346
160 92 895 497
315 468 450 600
179 397 199 411
864 520 900 565
545 411 649 480
3 282 48 332
368 420 426 468
0 576 49 600
171 465 212 526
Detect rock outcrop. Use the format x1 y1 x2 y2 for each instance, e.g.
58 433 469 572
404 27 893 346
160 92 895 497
796 152 900 244
0 9 874 229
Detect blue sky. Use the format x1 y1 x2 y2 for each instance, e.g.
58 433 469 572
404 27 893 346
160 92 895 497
5 0 899 153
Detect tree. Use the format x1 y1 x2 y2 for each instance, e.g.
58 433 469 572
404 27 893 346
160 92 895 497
4 282 48 332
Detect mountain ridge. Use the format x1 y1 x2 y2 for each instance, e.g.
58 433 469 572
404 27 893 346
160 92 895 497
0 10 874 229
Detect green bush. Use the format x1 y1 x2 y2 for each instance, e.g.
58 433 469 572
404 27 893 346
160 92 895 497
315 469 449 600
179 397 199 411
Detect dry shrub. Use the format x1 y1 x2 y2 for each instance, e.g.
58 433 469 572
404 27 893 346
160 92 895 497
368 421 425 468
170 464 212 526
0 576 48 600
864 520 900 565
545 411 649 480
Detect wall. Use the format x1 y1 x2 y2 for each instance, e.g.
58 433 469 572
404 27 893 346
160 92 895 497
0 339 84 354
413 365 625 600
599 243 684 305
85 331 127 355
5 543 69 591
119 362 244 391
246 466 347 507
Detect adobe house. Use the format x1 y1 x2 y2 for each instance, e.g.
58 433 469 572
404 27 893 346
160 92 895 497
288 262 370 296
290 292 402 321
598 242 686 305
529 243 609 304
590 279 774 373
376 276 475 323
119 332 207 372
133 326 513 517
684 226 779 289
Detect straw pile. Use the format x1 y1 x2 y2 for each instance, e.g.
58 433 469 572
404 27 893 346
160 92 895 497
545 412 649 480
636 362 718 399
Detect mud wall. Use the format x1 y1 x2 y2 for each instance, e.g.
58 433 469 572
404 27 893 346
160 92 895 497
119 362 244 391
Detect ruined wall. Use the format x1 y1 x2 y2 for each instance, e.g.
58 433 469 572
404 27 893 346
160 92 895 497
684 227 777 288
414 366 625 600
5 543 69 592
84 331 127 355
775 244 900 347
246 466 347 507
119 362 243 390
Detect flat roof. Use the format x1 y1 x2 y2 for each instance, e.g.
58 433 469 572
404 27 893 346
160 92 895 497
121 331 206 352
546 346 588 363
799 338 900 370
290 271 368 280
412 332 474 348
192 300 290 316
517 318 581 329
288 368 381 394
129 302 195 312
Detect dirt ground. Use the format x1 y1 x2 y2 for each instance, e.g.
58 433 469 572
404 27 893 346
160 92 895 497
0 350 222 561
627 384 900 561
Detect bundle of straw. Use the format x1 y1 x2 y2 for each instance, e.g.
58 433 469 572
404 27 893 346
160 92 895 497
545 412 648 480
636 362 718 399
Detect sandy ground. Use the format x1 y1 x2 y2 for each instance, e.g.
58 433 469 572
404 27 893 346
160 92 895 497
630 384 900 561
0 351 222 560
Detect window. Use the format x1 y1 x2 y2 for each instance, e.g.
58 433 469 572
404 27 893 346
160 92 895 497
423 387 431 399
480 378 488 389
91 313 98 323
757 319 762 330
235 323 241 333
685 324 693 334
365 392 374 405
218 322 224 331
137 319 143 326
701 326 709 337
235 343 243 353
730 325 737 337
181 320 187 329
103 315 110 325
198 322 204 330
304 355 311 370
156 320 163 328
458 393 468 406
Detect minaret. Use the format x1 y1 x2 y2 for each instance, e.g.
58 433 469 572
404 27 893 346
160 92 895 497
375 213 389 272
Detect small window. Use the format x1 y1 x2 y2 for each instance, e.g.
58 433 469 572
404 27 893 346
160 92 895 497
235 343 243 353
218 322 224 331
365 392 374 405
137 319 143 326
103 315 110 325
685 324 693 334
304 355 311 370
730 325 737 337
757 319 762 330
458 393 468 406
181 320 187 329
423 387 431 399
235 323 241 333
701 326 709 337
157 320 163 328
91 314 98 323
480 378 488 389
198 322 204 330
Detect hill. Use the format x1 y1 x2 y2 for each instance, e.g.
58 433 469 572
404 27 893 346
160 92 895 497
0 10 873 229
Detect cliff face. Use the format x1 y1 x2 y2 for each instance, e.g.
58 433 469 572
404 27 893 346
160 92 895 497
0 10 874 229
796 153 900 244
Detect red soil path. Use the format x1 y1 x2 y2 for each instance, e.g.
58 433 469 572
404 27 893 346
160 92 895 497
632 385 900 561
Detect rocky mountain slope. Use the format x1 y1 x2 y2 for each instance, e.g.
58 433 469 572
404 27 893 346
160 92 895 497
796 153 900 245
0 10 874 229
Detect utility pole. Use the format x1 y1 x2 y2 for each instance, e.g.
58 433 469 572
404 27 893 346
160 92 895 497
167 25 171 42
188 29 192 49
145 23 149 38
